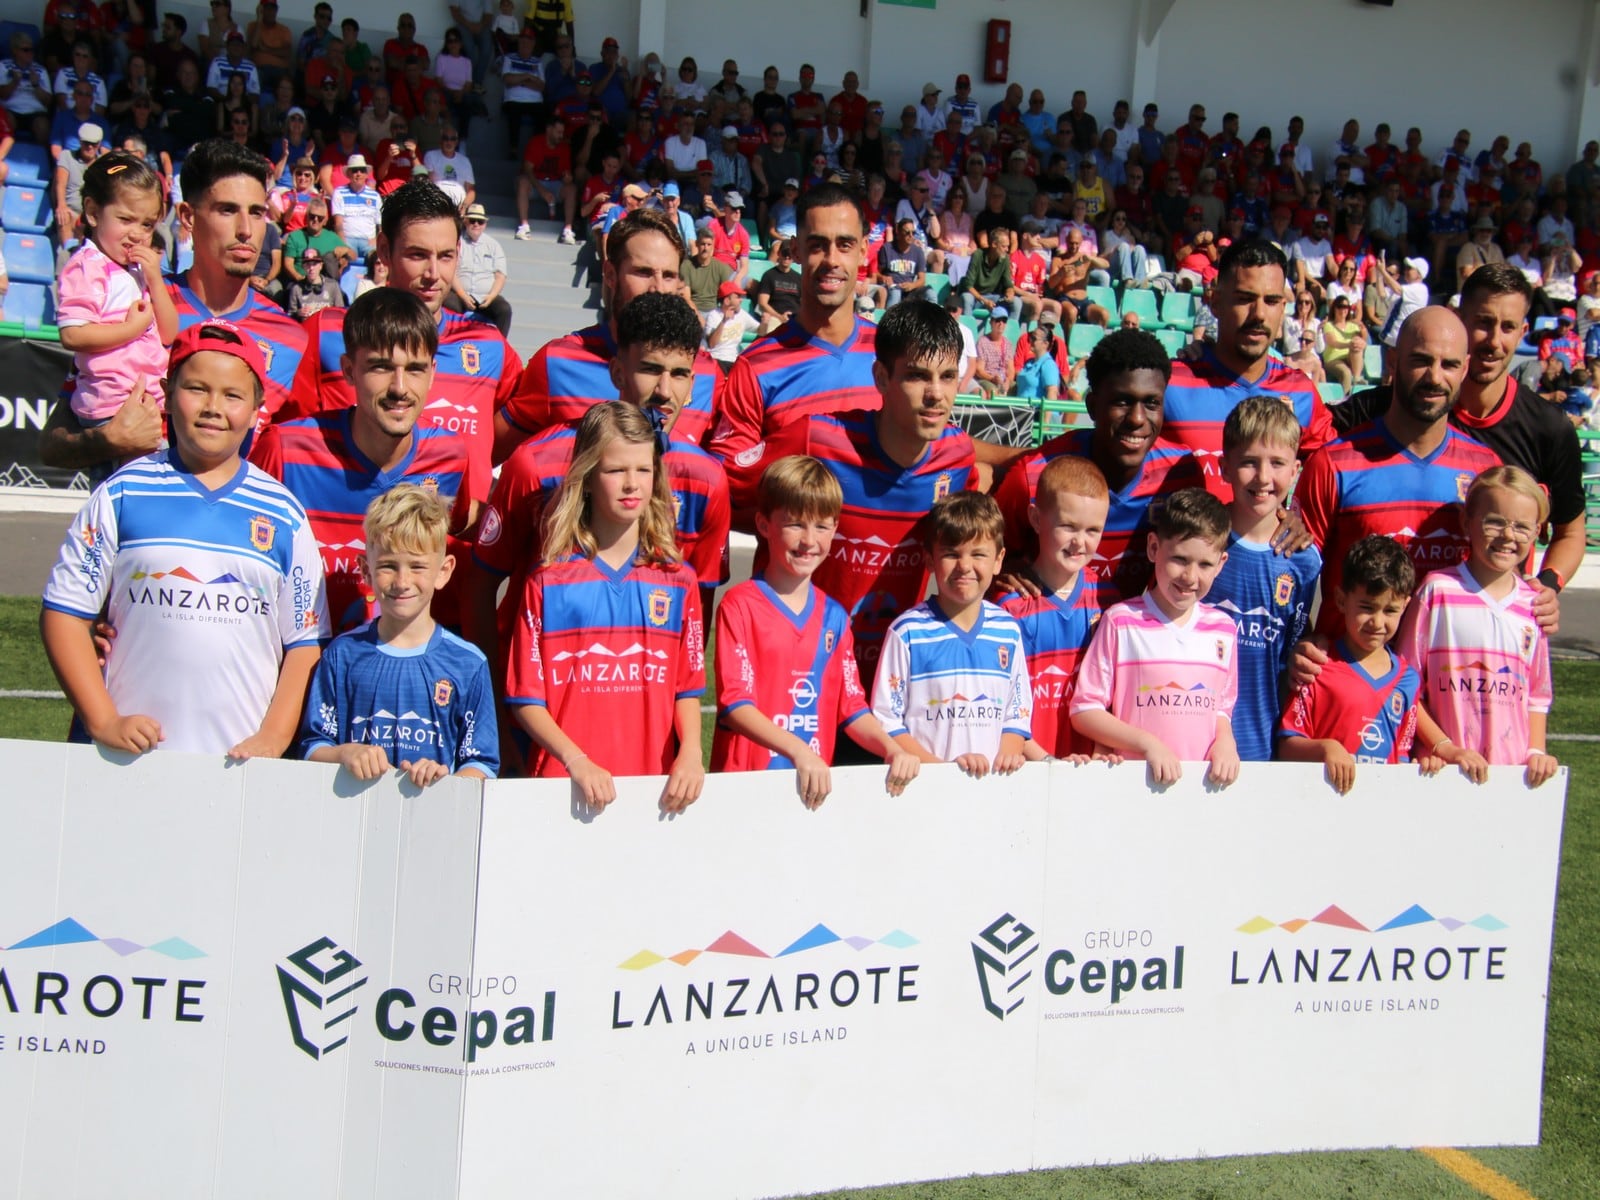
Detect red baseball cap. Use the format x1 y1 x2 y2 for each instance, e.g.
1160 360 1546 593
956 74 971 87
696 158 714 172
167 320 268 390
602 36 619 49
718 280 745 299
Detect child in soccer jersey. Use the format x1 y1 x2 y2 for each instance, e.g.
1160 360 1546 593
1070 487 1240 786
41 321 328 757
1207 397 1323 763
1278 536 1423 795
301 485 499 784
1397 466 1559 789
712 455 920 807
998 454 1110 761
505 402 706 812
56 152 180 444
872 492 1032 779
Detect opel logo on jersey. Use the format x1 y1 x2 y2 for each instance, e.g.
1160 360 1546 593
788 677 819 708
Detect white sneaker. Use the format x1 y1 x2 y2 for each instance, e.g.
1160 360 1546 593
558 227 576 245
514 223 531 241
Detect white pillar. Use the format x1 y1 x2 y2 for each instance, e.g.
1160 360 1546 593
636 0 666 62
1574 0 1600 157
1129 0 1177 108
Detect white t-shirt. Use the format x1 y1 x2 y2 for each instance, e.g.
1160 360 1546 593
1382 280 1430 347
662 134 708 174
424 148 476 187
42 453 328 754
332 184 382 241
704 308 759 363
1292 236 1333 279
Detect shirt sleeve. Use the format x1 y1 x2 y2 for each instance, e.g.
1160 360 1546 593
279 516 330 648
1298 389 1337 458
1278 679 1317 741
686 461 732 586
298 648 342 757
1528 625 1553 716
835 621 871 728
713 591 756 716
473 453 539 577
1393 584 1431 691
456 657 501 777
54 250 106 328
1292 446 1338 554
41 482 120 620
1215 624 1239 721
870 620 913 738
504 568 548 707
1003 626 1033 740
993 453 1035 562
248 423 286 479
1068 611 1117 715
676 577 706 700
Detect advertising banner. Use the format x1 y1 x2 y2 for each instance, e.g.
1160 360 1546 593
0 744 1566 1199
0 337 80 491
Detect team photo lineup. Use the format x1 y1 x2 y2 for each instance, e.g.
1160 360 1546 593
11 9 1586 807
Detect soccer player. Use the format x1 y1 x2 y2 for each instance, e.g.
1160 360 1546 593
999 454 1109 760
734 301 976 677
1163 239 1335 489
1278 536 1422 794
1206 397 1321 762
993 328 1207 605
505 403 705 812
493 207 722 457
301 485 498 783
1295 306 1501 639
41 321 328 757
280 179 522 508
39 138 309 470
251 288 476 633
1070 488 1240 786
1397 466 1558 788
472 293 730 699
712 455 918 804
872 492 1032 779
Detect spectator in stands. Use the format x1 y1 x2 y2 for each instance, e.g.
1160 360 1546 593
889 103 926 171
51 78 99 159
517 116 578 243
705 280 758 371
217 72 257 145
1014 325 1061 402
972 307 1014 399
1456 214 1505 285
939 185 976 286
434 29 484 139
752 238 800 334
1292 210 1334 302
445 204 511 337
1371 255 1431 376
243 1 291 95
680 226 732 317
52 120 102 239
424 127 476 210
1102 207 1151 287
164 59 217 161
199 0 240 62
1566 140 1600 227
1321 295 1366 390
284 198 354 282
963 228 1016 317
204 30 259 102
1047 229 1111 331
877 217 930 307
1282 291 1324 381
287 247 345 319
711 125 753 197
1543 236 1581 313
1 32 51 145
710 58 746 108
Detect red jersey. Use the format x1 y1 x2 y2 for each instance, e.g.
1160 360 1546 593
710 579 870 771
1279 643 1421 764
829 91 869 136
523 133 572 179
1295 417 1502 637
1010 248 1048 295
711 219 751 269
505 554 704 778
1000 573 1102 757
581 173 623 225
373 137 416 188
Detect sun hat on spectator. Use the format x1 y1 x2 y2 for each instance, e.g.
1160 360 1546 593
990 305 1009 320
1473 214 1497 231
346 154 369 170
464 203 488 220
721 125 738 139
921 82 941 97
78 122 103 145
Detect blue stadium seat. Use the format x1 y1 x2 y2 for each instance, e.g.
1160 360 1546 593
3 184 51 233
1154 328 1187 357
3 231 53 284
1068 323 1106 360
1119 287 1162 329
1084 285 1118 319
1160 290 1197 333
1317 381 1346 406
2 281 54 329
3 142 51 188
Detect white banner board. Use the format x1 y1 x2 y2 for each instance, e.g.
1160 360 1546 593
0 742 1566 1199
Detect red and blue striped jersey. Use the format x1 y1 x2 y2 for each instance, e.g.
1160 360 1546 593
999 570 1103 757
498 322 720 452
710 578 870 772
748 411 976 672
1295 417 1501 637
993 428 1209 606
505 553 705 778
168 277 308 428
706 315 881 469
1163 348 1335 495
250 409 474 633
280 304 522 503
1279 642 1421 764
474 425 730 649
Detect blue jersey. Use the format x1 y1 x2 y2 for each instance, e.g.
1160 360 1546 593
301 622 500 777
1207 534 1321 762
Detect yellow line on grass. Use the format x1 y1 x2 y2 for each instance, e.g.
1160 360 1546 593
1418 1147 1540 1200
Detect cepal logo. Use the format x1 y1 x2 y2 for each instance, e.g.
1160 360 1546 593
972 913 1036 1021
278 937 368 1061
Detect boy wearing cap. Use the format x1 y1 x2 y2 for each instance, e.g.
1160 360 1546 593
41 320 329 758
706 280 758 371
1372 254 1432 374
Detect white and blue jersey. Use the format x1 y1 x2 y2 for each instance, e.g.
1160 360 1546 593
871 598 1032 762
1207 534 1321 762
301 622 500 777
42 450 329 755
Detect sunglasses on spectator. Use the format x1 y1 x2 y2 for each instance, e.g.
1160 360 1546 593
466 218 486 225
307 212 326 220
304 254 322 263
442 134 459 142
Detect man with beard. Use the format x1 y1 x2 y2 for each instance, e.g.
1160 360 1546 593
1330 264 1585 601
1163 239 1335 493
1295 307 1502 639
39 139 307 470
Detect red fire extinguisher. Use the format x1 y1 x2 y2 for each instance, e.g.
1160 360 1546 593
984 19 1010 84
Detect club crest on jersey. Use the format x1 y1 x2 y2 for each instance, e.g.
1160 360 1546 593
1522 624 1536 657
672 492 683 522
1274 572 1294 606
1215 638 1226 662
1389 689 1406 720
434 679 453 707
461 344 481 375
255 339 273 373
420 475 439 493
1456 473 1473 502
997 644 1009 670
824 629 836 653
647 588 672 626
933 472 952 500
249 515 275 552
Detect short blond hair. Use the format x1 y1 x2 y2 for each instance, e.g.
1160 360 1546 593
365 484 450 555
1223 394 1302 457
1034 454 1109 510
1466 464 1550 526
757 455 843 521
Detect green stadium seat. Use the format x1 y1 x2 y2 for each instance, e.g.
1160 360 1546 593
1363 344 1384 383
1318 381 1346 406
1068 323 1106 360
1159 291 1196 333
1154 328 1187 357
1119 287 1162 329
746 259 772 284
1085 285 1118 319
926 272 951 304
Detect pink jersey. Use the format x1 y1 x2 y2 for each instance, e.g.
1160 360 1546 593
1070 593 1239 761
56 240 169 423
1395 563 1552 765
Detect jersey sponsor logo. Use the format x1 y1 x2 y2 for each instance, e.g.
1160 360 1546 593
461 344 481 375
479 505 503 546
787 676 818 709
250 515 276 553
434 679 454 707
1358 718 1386 753
647 588 672 627
1273 572 1294 607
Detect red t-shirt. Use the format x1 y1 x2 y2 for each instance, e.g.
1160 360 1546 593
523 134 572 180
830 91 868 135
712 220 751 269
1010 249 1047 295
